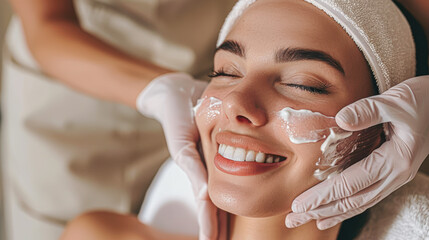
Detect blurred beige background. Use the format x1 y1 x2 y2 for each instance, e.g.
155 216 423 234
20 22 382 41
1 1 12 240
1 0 12 78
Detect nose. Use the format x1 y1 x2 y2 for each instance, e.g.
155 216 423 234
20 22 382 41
222 87 268 127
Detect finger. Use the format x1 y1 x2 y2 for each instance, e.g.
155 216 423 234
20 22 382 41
175 143 209 199
315 206 368 230
289 169 405 229
289 177 394 229
292 143 390 213
292 189 379 222
288 196 377 229
285 212 314 228
287 190 377 229
314 192 384 230
197 200 218 240
335 86 414 131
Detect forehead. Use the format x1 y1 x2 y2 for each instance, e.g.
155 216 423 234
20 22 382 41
225 0 358 66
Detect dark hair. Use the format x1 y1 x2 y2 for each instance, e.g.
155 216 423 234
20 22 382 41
336 2 428 240
395 1 429 76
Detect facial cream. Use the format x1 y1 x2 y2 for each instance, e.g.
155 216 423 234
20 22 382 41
277 107 334 144
193 96 223 123
277 107 357 181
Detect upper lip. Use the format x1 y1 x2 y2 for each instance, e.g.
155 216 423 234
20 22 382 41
215 131 289 158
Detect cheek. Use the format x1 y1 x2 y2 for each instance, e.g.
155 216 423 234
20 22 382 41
195 96 222 128
276 107 338 144
275 133 323 191
195 96 224 162
273 107 337 175
272 107 383 182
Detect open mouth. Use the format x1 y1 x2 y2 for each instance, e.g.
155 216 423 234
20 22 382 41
218 144 287 163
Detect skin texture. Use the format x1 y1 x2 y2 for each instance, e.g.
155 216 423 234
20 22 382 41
8 0 171 108
195 0 380 239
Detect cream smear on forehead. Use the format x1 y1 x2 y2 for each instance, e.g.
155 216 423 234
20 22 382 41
278 107 355 180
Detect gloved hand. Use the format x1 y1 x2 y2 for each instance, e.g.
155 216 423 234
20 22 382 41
285 76 429 230
136 73 220 240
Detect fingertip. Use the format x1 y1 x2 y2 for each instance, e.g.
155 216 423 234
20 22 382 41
317 220 338 230
335 114 354 131
292 186 329 213
291 200 304 213
285 216 294 228
285 214 303 228
335 107 357 128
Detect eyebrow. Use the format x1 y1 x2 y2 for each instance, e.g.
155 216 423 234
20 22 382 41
275 48 345 75
216 40 345 76
215 40 245 57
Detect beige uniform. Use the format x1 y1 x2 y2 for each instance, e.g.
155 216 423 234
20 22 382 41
1 0 235 239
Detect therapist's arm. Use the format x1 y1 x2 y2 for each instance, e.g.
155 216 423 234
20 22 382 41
8 0 172 108
60 211 198 240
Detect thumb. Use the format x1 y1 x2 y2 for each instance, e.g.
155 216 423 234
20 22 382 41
335 87 413 131
335 96 384 131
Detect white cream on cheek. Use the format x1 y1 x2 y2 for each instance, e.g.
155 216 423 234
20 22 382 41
278 108 333 144
314 128 353 180
277 107 356 180
193 96 223 124
195 101 359 181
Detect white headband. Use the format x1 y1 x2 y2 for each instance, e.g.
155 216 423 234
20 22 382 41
217 0 416 93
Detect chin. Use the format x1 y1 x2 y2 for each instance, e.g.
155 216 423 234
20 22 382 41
208 177 292 218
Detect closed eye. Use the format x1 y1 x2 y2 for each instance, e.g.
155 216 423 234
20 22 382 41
283 83 329 94
208 69 240 78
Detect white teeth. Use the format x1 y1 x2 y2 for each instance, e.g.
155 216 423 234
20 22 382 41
224 146 235 159
218 144 285 163
232 148 246 162
219 144 227 155
255 152 266 163
246 150 256 162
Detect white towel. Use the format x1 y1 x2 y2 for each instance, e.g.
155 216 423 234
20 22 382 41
355 172 429 240
217 0 416 94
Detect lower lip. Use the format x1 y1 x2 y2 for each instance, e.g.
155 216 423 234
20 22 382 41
214 153 286 176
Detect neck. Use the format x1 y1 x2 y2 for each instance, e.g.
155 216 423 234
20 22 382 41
228 213 340 240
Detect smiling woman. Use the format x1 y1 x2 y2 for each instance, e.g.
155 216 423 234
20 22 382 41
60 0 422 239
195 1 383 238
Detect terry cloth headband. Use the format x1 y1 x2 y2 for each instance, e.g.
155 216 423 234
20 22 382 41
216 0 416 93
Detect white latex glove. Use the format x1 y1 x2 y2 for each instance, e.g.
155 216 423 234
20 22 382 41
286 76 429 230
137 73 222 240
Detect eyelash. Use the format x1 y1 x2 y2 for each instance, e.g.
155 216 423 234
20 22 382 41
208 69 239 78
209 69 329 94
282 83 329 94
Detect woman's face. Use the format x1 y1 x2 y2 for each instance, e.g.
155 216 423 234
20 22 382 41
195 0 377 218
